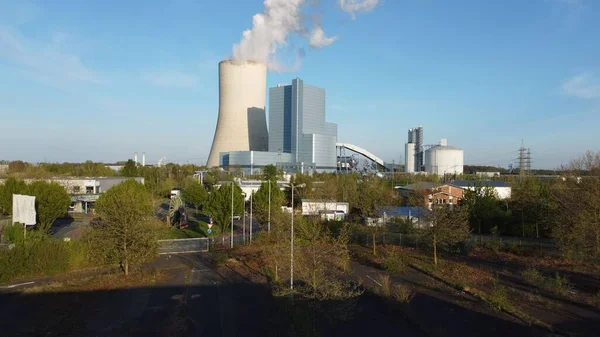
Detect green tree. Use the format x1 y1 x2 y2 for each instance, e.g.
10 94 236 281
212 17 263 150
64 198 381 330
460 184 504 234
120 159 138 177
27 181 71 233
204 182 244 234
421 206 470 265
0 178 27 215
252 180 285 226
182 181 208 213
263 164 278 181
92 179 157 275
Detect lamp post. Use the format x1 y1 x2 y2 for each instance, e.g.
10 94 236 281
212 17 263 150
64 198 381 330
290 183 306 291
242 192 246 244
268 180 271 233
231 181 234 249
250 190 253 243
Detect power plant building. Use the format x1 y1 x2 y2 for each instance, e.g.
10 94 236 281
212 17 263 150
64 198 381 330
424 139 464 176
217 76 337 174
207 60 269 168
406 126 423 172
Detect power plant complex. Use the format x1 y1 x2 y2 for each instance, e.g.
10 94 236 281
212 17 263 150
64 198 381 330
206 60 463 176
207 60 337 175
405 126 464 176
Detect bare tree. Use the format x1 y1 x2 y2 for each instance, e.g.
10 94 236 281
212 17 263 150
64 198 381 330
421 206 470 265
553 151 600 261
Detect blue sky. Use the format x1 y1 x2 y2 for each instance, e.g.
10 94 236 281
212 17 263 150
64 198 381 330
0 0 599 169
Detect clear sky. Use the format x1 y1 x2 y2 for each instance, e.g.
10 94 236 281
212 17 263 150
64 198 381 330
0 0 599 169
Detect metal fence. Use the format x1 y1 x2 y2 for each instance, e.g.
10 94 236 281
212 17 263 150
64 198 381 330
157 238 210 255
157 234 251 254
351 232 558 254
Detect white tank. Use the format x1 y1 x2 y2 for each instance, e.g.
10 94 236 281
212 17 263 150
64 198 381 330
206 60 268 167
405 143 415 173
424 144 464 176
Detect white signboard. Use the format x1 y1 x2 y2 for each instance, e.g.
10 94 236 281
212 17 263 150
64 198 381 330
12 194 36 225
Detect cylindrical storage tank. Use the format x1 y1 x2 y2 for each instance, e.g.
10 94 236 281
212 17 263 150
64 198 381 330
405 143 415 173
207 60 268 167
424 145 464 176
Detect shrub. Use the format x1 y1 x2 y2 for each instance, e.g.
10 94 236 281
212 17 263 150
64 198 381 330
379 274 391 297
522 267 570 297
522 267 544 285
392 283 413 303
546 273 570 297
488 283 515 312
383 249 408 274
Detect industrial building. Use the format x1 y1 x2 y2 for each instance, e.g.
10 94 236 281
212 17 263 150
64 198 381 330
406 126 424 172
424 139 464 176
207 60 269 168
0 177 144 213
218 76 338 175
404 125 464 176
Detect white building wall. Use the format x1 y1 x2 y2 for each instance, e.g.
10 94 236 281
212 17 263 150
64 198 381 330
424 147 464 176
405 143 415 173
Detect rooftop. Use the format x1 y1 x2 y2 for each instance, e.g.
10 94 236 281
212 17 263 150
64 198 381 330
451 180 510 188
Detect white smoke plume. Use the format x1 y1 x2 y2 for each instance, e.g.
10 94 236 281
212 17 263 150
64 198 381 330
309 27 338 48
338 0 380 19
232 0 379 71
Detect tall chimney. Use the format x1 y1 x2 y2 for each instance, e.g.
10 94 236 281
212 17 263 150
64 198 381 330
142 152 146 167
134 152 138 165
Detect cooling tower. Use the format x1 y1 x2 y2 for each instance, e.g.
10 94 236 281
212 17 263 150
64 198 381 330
206 60 269 167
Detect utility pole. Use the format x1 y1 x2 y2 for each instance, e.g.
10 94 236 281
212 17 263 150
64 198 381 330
242 193 246 244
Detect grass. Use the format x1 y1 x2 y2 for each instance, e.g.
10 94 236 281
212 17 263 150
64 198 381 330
521 267 570 297
155 219 208 240
392 283 413 304
379 274 391 297
23 269 164 294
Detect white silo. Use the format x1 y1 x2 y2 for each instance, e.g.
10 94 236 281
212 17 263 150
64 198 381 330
405 143 415 173
206 60 268 167
424 139 464 176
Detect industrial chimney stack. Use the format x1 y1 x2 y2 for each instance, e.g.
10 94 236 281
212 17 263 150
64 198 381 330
134 152 138 165
142 152 146 167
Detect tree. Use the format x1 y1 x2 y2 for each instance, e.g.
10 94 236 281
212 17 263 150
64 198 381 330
0 178 27 215
27 181 71 233
295 216 352 296
460 184 505 234
92 179 157 275
182 181 208 213
263 164 278 181
204 182 244 234
355 176 399 256
421 206 470 265
252 180 285 226
120 159 138 177
553 151 600 261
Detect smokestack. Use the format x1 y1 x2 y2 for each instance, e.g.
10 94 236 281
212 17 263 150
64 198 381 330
206 60 268 167
134 152 138 165
142 152 146 167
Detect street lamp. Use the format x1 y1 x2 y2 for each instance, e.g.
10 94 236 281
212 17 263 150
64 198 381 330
268 180 271 233
290 182 306 291
230 180 235 249
242 192 247 244
250 189 253 243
